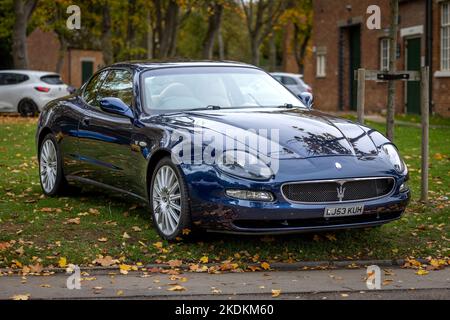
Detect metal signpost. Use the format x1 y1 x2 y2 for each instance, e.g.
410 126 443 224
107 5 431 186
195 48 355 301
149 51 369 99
355 67 430 202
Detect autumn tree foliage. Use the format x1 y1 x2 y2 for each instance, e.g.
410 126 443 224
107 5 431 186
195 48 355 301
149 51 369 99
0 0 313 70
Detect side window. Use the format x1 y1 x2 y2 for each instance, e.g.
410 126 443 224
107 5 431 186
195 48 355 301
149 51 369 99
282 76 297 86
97 69 133 106
0 73 29 85
83 71 109 106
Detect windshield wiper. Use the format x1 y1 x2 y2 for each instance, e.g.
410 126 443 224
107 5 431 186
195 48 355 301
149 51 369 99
277 103 299 109
188 105 222 111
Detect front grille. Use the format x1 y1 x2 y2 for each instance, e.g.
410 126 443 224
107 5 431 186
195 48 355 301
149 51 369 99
281 178 395 203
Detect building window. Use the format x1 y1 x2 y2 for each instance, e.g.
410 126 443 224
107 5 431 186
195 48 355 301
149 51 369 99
442 2 450 71
316 54 326 77
380 38 390 71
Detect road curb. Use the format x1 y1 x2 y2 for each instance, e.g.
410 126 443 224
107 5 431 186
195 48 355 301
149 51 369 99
1 258 432 275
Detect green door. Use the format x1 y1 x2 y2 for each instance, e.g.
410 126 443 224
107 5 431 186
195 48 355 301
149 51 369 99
81 61 94 85
406 38 421 114
349 26 361 111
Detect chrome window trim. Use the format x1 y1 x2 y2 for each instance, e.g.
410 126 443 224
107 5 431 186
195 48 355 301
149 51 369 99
281 177 396 205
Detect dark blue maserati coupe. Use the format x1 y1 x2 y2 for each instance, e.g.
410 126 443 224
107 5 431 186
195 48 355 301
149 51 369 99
36 61 410 240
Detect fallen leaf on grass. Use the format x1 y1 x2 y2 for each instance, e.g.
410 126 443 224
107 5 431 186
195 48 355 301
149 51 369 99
0 242 11 251
200 256 209 264
66 218 80 225
58 257 67 268
97 237 108 242
89 208 100 215
271 289 281 297
93 256 118 267
119 264 131 275
122 232 131 239
29 263 43 273
131 226 142 232
168 260 182 268
261 262 270 270
153 242 163 249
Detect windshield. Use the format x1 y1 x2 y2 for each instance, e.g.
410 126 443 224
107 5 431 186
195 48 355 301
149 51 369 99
142 67 304 112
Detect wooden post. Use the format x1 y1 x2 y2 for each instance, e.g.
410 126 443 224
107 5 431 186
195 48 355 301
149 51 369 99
420 66 429 203
357 68 366 124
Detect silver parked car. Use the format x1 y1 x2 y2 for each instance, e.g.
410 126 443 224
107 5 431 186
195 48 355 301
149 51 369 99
271 72 312 97
0 70 71 117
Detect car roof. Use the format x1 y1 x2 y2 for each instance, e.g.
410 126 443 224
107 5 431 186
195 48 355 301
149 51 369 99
0 70 60 76
270 72 303 78
109 60 257 71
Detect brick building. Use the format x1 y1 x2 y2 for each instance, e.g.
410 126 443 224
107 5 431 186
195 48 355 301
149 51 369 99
27 28 104 88
299 0 450 117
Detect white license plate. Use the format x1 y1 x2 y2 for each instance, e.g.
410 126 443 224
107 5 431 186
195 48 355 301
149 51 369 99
324 204 364 218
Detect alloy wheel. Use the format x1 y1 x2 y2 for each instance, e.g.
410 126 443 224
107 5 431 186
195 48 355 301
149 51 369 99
40 139 58 193
152 165 182 236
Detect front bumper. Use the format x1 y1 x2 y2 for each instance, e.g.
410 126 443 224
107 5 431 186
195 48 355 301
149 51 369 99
182 157 411 234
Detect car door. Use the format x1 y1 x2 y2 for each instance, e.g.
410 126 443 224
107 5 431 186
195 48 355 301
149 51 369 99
77 68 137 193
0 73 28 112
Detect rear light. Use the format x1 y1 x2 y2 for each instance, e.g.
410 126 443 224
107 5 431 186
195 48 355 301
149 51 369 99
34 86 50 93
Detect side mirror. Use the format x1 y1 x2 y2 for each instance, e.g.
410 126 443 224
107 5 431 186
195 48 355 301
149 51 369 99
99 97 134 119
299 92 314 109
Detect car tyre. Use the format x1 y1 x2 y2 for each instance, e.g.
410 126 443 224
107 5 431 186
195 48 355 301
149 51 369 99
18 99 38 117
39 134 68 196
149 157 192 241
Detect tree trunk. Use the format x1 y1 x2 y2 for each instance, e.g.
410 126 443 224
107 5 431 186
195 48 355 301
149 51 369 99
218 26 224 60
101 2 113 65
202 3 223 60
250 39 261 66
147 9 153 60
268 33 276 71
159 0 179 58
55 34 67 74
386 0 399 141
126 0 137 60
12 0 38 69
293 25 311 74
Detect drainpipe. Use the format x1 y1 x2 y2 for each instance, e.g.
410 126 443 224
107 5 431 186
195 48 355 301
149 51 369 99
426 0 433 114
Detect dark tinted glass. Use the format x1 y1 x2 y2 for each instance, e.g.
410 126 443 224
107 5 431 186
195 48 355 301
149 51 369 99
97 69 133 106
41 75 64 85
282 76 297 85
0 73 29 85
83 71 109 106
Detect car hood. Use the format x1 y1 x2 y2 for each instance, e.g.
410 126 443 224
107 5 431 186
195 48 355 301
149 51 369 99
155 108 387 160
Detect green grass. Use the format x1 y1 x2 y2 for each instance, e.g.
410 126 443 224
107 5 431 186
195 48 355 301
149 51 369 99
0 116 448 270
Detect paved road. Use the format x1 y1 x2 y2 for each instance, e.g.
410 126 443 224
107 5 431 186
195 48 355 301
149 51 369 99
1 267 449 300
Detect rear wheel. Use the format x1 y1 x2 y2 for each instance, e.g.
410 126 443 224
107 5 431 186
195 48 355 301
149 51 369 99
18 99 38 117
39 134 67 196
149 157 191 241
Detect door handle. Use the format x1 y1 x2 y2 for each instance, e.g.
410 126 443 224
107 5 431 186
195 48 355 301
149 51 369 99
82 117 90 126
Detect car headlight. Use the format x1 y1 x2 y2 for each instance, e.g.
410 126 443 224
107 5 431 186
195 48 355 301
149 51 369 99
382 144 406 173
217 150 273 181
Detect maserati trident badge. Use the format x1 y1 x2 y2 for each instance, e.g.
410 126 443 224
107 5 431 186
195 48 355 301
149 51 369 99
336 184 346 202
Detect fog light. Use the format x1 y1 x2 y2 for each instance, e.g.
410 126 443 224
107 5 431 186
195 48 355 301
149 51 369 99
399 182 409 193
226 189 274 202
